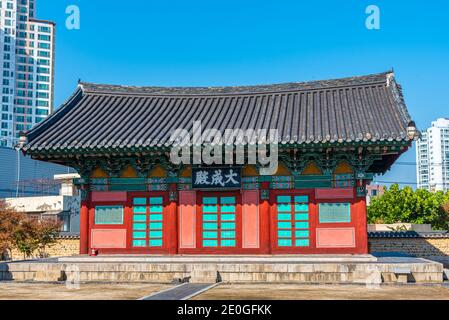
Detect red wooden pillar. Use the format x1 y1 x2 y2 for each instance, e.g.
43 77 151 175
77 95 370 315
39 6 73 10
358 197 369 254
259 183 271 254
167 186 178 255
79 199 90 255
354 181 369 254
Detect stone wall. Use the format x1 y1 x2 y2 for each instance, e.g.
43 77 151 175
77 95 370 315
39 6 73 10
8 238 80 261
369 238 449 257
4 234 449 261
368 231 449 268
44 238 80 257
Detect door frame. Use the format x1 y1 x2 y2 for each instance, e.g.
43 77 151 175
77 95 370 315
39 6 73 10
126 191 171 254
270 189 318 254
195 190 243 254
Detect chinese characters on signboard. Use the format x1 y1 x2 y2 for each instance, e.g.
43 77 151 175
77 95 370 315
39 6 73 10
192 167 242 189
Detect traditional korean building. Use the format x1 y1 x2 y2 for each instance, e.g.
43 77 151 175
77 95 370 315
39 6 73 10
20 71 419 255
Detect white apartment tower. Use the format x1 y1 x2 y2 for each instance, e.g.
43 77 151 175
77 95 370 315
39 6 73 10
416 118 449 192
0 0 55 148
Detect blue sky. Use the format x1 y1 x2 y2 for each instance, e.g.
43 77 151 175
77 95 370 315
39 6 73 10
38 0 449 187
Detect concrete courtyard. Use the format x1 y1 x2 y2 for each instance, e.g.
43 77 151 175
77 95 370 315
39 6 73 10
0 282 170 300
0 282 449 300
193 283 449 300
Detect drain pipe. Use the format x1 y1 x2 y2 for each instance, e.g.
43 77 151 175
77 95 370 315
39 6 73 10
15 133 27 198
16 148 21 198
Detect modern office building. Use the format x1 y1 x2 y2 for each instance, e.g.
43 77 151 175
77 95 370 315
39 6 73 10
416 118 449 192
0 146 74 198
0 0 55 148
5 173 81 234
365 184 386 206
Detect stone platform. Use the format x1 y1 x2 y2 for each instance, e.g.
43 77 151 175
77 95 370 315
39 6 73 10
58 254 378 263
0 255 444 284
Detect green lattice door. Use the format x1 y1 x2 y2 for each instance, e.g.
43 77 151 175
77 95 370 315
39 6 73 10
201 195 237 248
132 196 164 248
276 195 310 248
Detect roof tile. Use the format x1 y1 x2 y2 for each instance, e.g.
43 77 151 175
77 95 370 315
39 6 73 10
24 71 414 154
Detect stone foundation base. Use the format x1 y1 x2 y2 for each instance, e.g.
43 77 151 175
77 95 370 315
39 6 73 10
0 256 443 284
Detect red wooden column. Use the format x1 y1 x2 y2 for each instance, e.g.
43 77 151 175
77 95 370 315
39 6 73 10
354 181 369 254
259 183 271 254
357 197 369 254
79 198 90 255
356 182 369 254
167 186 178 255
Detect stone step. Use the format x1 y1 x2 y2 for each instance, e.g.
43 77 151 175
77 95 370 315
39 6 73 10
189 270 219 284
3 270 442 284
58 254 378 264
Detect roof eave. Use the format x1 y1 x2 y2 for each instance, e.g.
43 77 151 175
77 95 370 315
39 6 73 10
23 85 85 152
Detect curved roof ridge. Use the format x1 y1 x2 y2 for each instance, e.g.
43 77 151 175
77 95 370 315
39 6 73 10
79 71 393 97
25 87 84 142
22 69 415 168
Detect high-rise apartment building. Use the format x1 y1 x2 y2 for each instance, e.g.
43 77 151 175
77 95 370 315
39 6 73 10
416 118 449 192
0 0 55 148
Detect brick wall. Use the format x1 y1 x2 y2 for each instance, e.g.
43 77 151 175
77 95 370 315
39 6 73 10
4 235 449 261
8 238 80 260
369 237 449 257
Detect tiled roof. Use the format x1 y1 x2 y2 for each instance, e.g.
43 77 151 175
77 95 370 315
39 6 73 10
23 71 414 154
57 233 80 240
368 231 449 239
